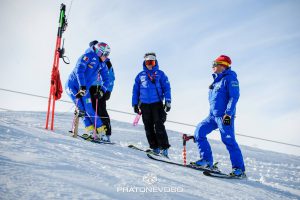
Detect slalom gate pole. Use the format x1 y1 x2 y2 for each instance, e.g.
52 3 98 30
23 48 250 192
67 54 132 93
182 134 195 166
182 134 187 166
45 85 53 129
45 4 68 130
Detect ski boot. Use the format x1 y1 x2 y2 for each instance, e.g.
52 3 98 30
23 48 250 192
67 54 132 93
160 149 169 158
82 125 95 141
101 135 111 142
81 131 94 141
229 168 246 178
190 159 214 170
147 148 160 155
91 125 107 141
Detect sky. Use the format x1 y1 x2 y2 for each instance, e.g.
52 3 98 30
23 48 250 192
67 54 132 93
0 0 300 155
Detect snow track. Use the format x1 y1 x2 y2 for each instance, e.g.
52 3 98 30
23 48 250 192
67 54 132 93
0 111 299 200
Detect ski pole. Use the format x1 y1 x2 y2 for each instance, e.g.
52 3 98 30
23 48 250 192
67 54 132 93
93 72 101 140
93 96 99 140
133 111 142 126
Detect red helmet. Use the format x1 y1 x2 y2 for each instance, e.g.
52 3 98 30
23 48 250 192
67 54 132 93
213 55 231 67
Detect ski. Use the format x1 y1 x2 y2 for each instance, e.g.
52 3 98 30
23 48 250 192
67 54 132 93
78 135 115 145
146 153 220 173
146 153 187 167
203 171 246 179
127 145 165 157
128 144 149 152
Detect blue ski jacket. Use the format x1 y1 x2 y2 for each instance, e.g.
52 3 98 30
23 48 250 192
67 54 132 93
92 58 115 92
66 47 110 92
132 61 171 106
208 68 240 117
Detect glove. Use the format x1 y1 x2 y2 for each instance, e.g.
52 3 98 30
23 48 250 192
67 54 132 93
164 102 171 112
223 115 231 126
97 125 107 135
106 60 112 68
133 105 139 114
94 88 104 99
104 91 111 100
76 86 86 98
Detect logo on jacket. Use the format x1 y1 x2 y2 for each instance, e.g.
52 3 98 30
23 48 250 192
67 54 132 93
86 98 91 104
83 56 89 62
231 81 239 87
214 83 221 91
140 75 147 87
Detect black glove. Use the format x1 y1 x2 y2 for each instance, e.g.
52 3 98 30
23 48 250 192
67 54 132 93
94 88 104 99
76 86 86 98
164 102 171 112
104 91 111 100
106 60 112 69
223 115 231 126
134 105 139 114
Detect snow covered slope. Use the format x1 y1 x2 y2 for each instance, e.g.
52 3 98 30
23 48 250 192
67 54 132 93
0 111 299 200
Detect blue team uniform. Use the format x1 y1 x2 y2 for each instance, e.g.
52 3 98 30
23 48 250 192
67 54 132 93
194 68 245 171
65 47 110 129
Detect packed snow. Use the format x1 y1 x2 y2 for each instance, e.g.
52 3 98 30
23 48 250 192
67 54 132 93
0 111 299 200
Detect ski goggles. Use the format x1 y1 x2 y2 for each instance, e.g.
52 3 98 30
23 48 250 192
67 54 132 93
95 42 111 57
102 51 110 57
95 49 110 57
212 61 230 68
145 60 156 66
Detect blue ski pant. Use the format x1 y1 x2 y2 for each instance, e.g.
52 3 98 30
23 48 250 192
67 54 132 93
194 115 245 171
65 83 103 129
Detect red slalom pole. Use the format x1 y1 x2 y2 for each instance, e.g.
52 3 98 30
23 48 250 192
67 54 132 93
182 134 187 166
45 4 67 130
45 85 53 129
182 134 195 166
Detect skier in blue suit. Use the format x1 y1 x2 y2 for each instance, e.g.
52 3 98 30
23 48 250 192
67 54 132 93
193 55 246 177
132 52 171 157
65 42 111 140
89 40 116 142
